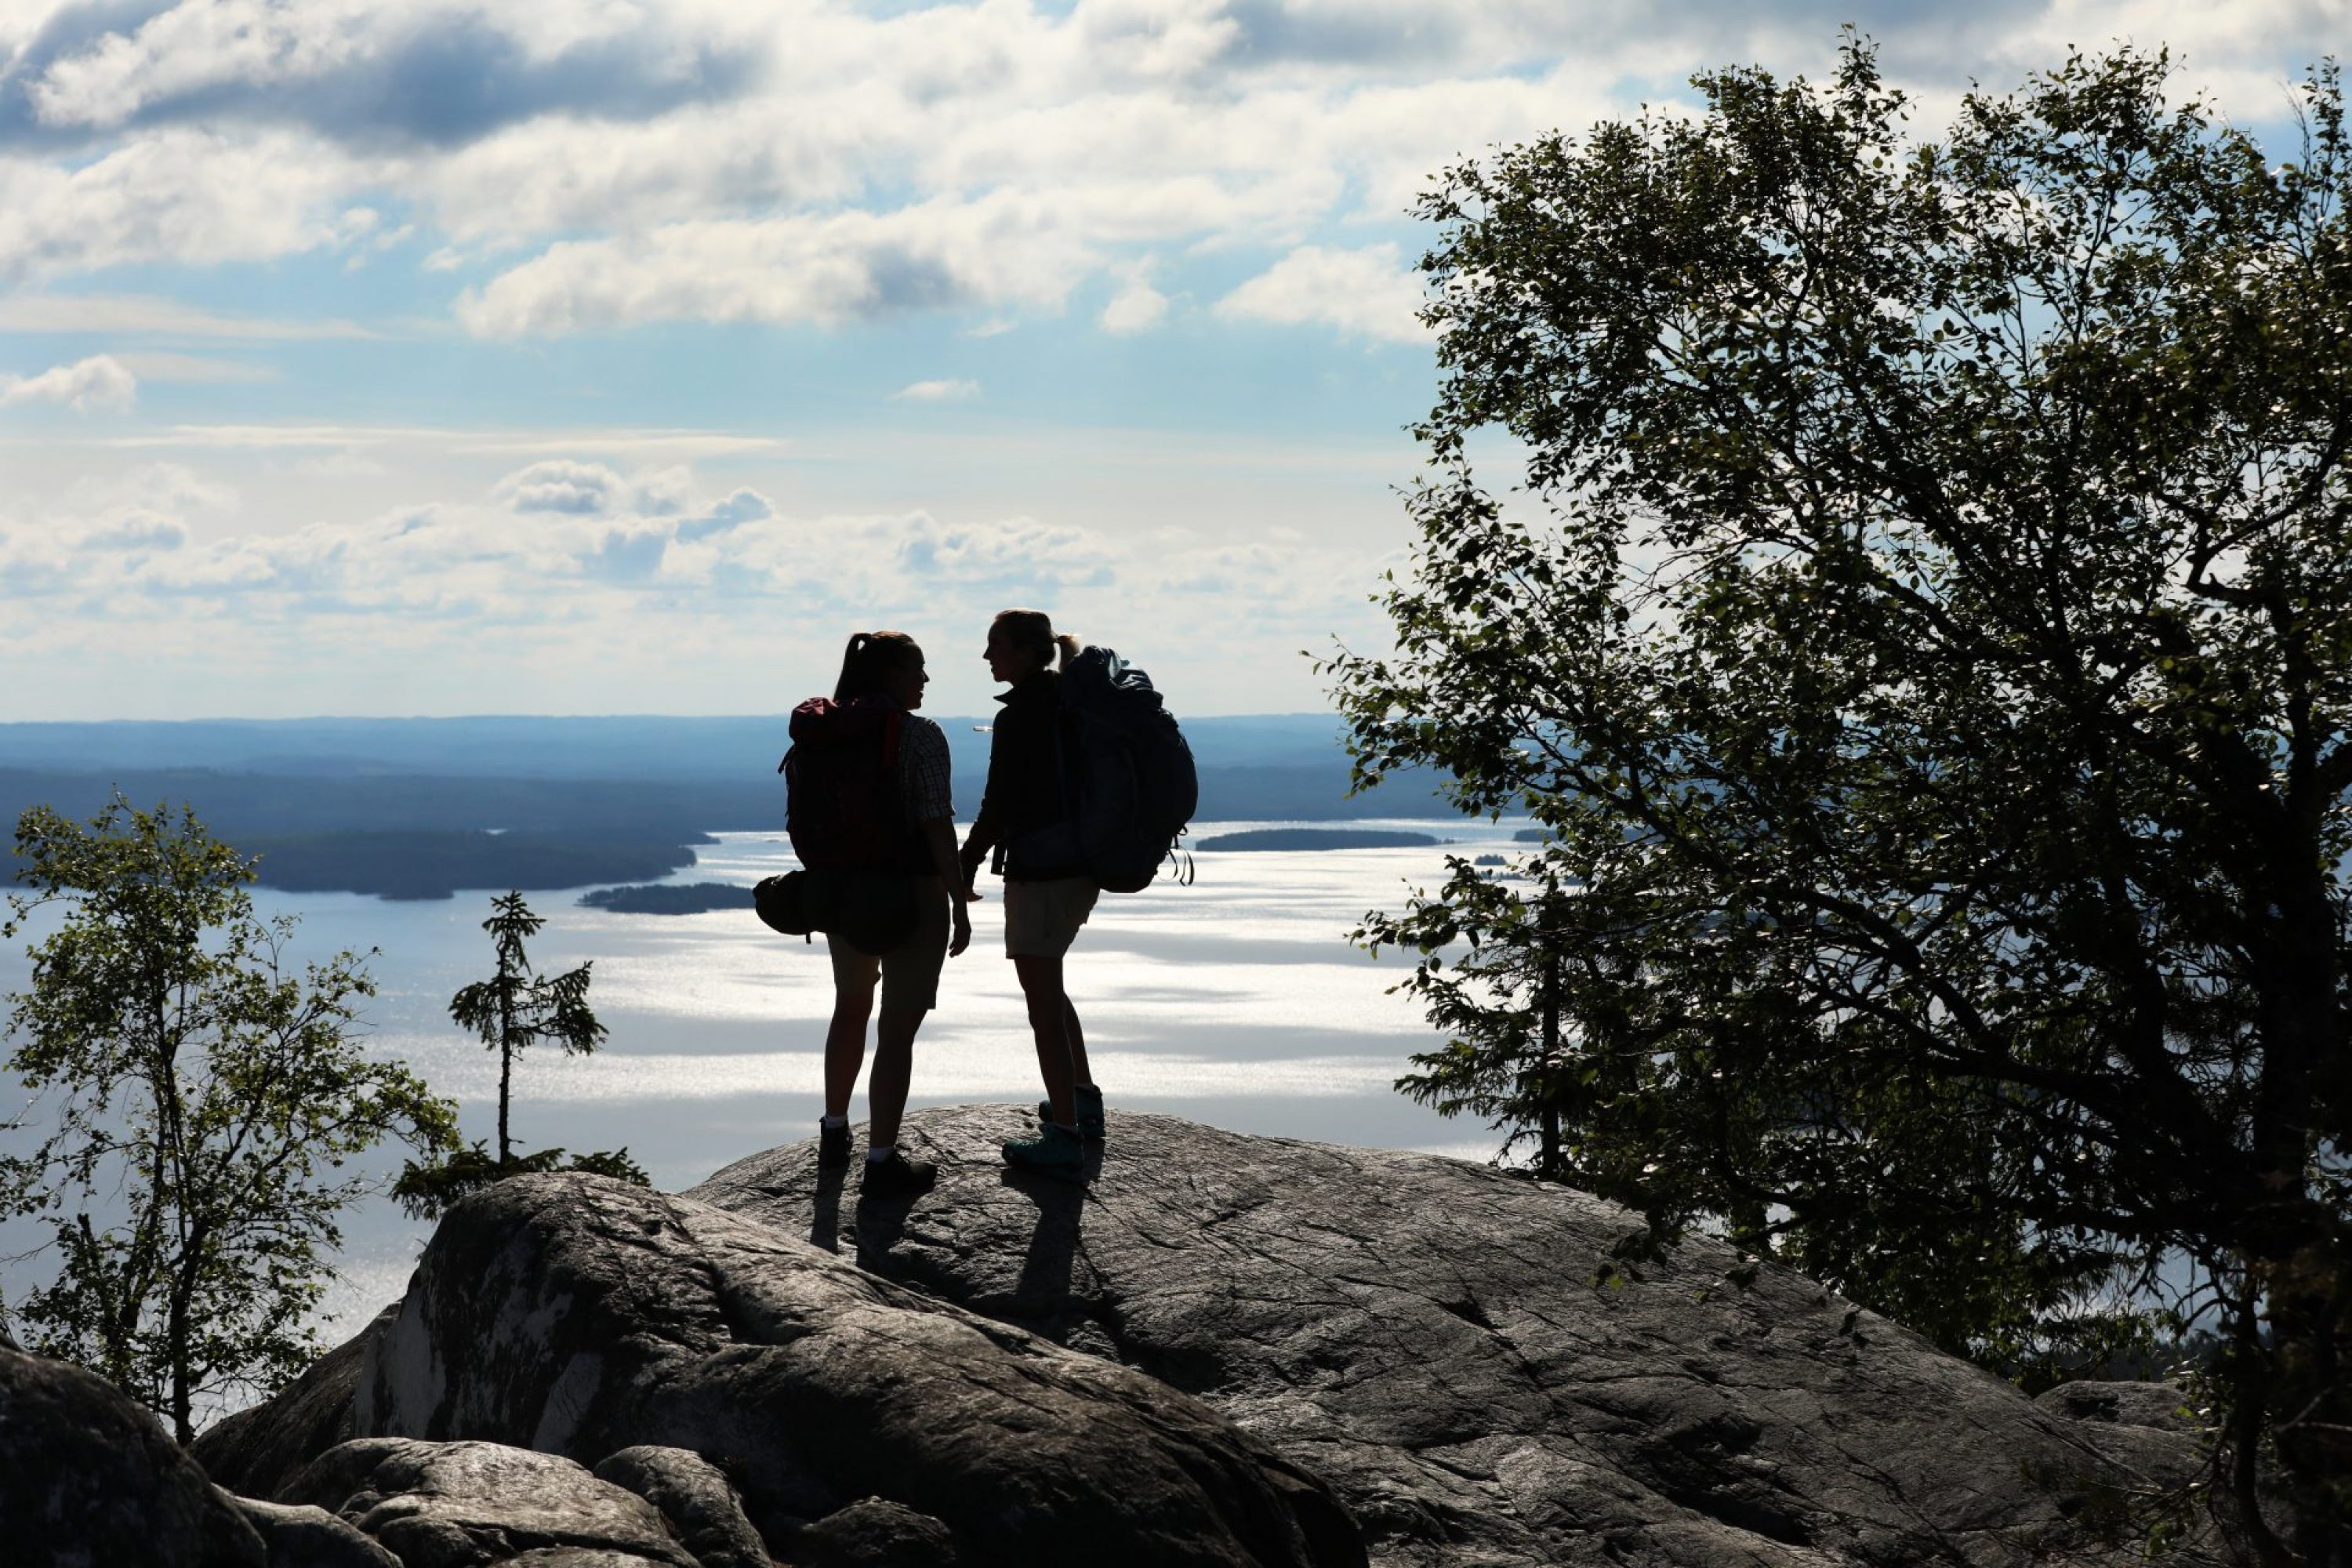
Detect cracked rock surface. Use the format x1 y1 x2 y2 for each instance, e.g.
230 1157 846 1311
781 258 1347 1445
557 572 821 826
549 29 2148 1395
229 1170 1360 1566
279 1438 700 1567
690 1106 2221 1568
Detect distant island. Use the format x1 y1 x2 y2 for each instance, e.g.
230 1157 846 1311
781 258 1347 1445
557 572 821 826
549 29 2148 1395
242 832 698 902
1194 828 1447 852
578 882 753 916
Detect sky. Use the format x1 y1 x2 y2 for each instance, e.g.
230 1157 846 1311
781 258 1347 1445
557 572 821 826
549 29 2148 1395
0 1 2343 720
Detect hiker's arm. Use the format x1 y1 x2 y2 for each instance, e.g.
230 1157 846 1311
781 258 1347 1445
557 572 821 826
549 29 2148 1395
960 736 1007 886
960 802 996 887
922 815 971 956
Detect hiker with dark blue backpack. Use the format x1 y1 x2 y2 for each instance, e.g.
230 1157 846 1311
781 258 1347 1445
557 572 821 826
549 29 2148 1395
962 608 1198 1180
796 630 971 1198
962 610 1097 1179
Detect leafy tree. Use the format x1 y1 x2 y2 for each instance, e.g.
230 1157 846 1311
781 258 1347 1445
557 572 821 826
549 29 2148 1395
391 891 644 1220
0 799 456 1443
1331 41 2352 1560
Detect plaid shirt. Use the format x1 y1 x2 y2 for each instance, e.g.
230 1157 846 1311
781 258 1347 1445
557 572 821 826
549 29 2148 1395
898 714 953 823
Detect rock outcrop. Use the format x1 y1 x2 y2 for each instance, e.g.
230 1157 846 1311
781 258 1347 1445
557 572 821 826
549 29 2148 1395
228 1497 403 1568
591 1446 773 1568
218 1169 1361 1566
1 1338 266 1567
197 1303 394 1500
177 1107 2223 1566
2034 1380 2207 1497
278 1438 702 1566
691 1107 2216 1567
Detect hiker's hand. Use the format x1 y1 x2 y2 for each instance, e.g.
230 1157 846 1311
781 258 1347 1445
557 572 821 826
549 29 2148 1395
949 906 972 956
960 881 983 902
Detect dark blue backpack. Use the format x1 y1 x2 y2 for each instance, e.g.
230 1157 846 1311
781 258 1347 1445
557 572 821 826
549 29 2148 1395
1056 646 1197 893
782 697 906 871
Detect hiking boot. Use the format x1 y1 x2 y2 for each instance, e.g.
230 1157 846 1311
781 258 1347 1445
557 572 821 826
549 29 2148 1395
861 1149 937 1199
1002 1120 1087 1181
818 1120 852 1170
1035 1083 1106 1142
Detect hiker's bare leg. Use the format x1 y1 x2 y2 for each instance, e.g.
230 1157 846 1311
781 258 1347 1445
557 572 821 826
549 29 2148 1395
869 1006 922 1149
1064 996 1091 1091
823 972 877 1122
1014 953 1076 1125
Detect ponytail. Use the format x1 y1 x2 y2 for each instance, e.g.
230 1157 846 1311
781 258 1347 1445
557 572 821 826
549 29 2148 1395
992 608 1080 671
833 629 921 702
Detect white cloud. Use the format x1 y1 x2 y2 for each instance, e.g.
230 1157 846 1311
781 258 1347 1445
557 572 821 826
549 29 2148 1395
13 0 767 143
0 439 1411 713
0 2 2334 341
495 459 634 515
0 461 225 590
0 452 1367 621
1099 260 1170 335
1216 243 1430 343
0 294 380 339
1 352 137 412
0 130 366 284
895 378 981 402
455 194 1098 336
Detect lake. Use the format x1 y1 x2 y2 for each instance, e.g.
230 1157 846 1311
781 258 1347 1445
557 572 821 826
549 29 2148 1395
1 818 1524 1352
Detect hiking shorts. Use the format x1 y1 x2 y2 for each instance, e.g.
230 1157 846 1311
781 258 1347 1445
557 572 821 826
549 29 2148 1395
1004 877 1098 959
829 875 949 1013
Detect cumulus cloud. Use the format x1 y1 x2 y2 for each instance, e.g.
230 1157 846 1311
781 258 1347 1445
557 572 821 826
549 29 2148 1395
1099 260 1170 335
455 194 1098 336
1215 243 1431 343
0 461 223 590
895 378 981 402
495 459 633 515
0 442 1414 713
895 514 1117 589
1 351 136 411
0 128 365 283
2 0 766 147
0 1 2332 343
673 487 771 543
0 454 1327 615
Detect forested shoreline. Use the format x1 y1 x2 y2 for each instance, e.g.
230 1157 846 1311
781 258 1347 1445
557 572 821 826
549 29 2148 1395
0 715 1457 898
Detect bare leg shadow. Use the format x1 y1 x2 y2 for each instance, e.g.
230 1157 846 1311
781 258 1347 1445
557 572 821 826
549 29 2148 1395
1000 1171 1089 1340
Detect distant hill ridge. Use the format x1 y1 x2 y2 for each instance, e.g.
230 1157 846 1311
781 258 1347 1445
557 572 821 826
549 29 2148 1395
0 715 1458 899
0 713 1358 779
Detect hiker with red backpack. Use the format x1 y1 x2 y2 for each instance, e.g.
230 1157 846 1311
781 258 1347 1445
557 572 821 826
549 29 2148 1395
793 630 971 1197
962 608 1197 1181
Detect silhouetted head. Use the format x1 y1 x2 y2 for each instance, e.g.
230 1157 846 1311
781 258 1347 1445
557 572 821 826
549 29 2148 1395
985 608 1078 685
834 630 928 710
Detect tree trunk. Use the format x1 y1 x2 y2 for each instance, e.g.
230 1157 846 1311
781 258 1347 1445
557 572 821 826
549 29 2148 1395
2259 1232 2352 1567
169 1331 192 1445
497 969 517 1164
1538 893 1563 1181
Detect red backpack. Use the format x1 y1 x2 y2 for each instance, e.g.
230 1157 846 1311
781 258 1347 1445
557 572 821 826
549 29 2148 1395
782 697 907 869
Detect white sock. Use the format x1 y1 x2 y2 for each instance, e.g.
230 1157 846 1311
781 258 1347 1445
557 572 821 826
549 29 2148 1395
821 1114 847 1129
867 1145 892 1163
